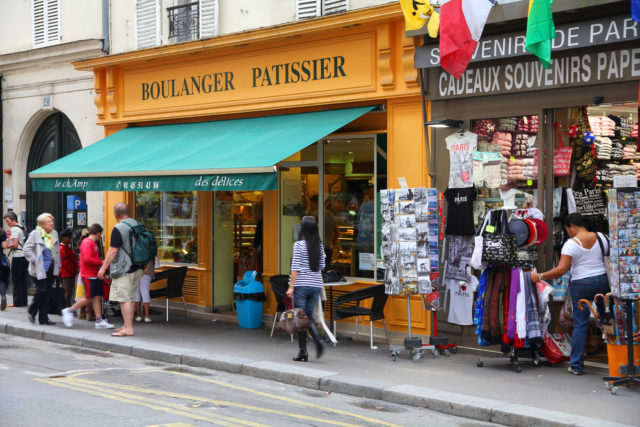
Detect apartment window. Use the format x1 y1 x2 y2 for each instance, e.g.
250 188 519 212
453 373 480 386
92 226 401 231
296 0 349 20
168 2 199 41
32 0 60 47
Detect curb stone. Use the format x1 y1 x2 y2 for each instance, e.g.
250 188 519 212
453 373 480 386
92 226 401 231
182 351 254 374
241 360 338 389
319 374 391 400
1 322 630 427
132 343 183 364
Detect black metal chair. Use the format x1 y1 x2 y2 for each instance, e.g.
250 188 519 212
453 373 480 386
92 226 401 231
149 266 189 322
333 284 390 349
269 275 293 341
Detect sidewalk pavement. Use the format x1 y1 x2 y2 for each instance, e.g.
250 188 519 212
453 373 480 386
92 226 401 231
0 306 635 427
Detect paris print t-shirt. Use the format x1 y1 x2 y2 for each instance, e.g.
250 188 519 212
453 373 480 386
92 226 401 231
444 187 477 236
446 131 477 189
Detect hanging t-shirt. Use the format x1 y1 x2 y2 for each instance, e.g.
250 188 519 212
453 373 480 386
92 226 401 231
446 276 479 325
444 187 477 236
446 131 478 189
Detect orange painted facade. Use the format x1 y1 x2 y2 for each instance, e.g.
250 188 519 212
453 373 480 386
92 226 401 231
75 4 433 335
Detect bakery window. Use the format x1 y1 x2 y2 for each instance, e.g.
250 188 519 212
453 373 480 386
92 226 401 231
135 191 198 264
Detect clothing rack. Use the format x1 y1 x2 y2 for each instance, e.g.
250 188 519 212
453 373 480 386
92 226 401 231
474 208 547 373
603 296 640 393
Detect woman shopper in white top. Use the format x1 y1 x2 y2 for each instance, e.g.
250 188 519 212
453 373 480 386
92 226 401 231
286 216 326 362
530 213 610 375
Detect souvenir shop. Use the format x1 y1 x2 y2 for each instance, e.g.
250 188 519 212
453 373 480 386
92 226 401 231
415 9 639 368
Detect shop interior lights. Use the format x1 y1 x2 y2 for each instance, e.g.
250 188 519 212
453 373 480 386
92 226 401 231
424 119 465 128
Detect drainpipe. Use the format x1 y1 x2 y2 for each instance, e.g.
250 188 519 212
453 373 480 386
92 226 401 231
102 0 110 54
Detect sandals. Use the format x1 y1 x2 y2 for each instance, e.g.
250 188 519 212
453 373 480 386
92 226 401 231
111 330 134 337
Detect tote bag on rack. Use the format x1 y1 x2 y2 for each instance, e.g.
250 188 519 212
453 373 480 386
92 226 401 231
482 210 517 265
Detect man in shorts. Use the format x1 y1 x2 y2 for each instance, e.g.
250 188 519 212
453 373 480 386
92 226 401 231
98 203 143 337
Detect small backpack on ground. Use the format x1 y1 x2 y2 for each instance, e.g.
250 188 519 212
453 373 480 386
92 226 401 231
122 221 157 267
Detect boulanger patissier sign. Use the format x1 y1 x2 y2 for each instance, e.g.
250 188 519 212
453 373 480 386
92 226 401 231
417 15 640 99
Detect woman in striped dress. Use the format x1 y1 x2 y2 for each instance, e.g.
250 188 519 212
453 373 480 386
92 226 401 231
286 216 326 362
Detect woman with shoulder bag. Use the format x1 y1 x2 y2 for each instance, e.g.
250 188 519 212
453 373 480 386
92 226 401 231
286 216 326 362
530 213 610 375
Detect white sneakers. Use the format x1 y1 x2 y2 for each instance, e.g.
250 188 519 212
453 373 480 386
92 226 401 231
95 319 115 329
61 308 74 328
135 316 152 323
135 316 142 322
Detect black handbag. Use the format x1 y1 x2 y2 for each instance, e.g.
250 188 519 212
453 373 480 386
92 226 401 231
482 210 517 265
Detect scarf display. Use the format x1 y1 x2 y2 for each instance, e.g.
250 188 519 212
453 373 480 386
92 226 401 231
37 225 54 250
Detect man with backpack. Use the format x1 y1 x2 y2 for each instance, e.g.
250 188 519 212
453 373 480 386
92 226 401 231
3 212 28 307
98 202 146 336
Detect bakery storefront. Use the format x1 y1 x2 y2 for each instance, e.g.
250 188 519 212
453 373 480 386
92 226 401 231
415 10 639 347
29 5 436 338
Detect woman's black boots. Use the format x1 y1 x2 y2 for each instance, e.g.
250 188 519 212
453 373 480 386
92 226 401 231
308 322 325 359
293 330 309 362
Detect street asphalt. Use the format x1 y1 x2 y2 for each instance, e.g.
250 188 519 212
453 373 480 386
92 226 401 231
0 304 636 426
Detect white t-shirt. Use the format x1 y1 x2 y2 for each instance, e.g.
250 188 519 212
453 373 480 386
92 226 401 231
446 276 478 325
446 131 477 189
561 233 608 281
8 225 25 257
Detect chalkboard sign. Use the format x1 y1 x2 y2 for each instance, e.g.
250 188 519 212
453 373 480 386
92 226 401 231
573 188 607 217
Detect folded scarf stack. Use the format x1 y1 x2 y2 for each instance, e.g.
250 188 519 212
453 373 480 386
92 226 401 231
588 115 616 136
516 115 539 133
596 163 636 182
632 123 638 138
472 119 498 141
633 163 640 181
497 117 517 133
512 133 537 157
507 156 537 180
492 131 513 156
622 143 637 160
617 117 633 138
611 140 624 161
594 136 612 160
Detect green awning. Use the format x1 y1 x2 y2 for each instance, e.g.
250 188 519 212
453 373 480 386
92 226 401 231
30 106 374 192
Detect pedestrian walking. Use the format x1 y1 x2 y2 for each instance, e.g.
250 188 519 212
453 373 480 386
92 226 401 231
61 224 114 329
3 212 28 307
23 213 61 325
98 202 143 337
530 213 610 375
59 228 77 307
286 216 326 362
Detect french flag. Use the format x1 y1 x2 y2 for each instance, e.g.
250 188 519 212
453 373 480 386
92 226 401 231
439 0 495 79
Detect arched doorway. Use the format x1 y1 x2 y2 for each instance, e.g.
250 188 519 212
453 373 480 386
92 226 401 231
26 113 84 231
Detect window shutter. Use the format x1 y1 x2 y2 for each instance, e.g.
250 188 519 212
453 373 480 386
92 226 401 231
296 0 320 20
199 0 218 39
46 0 60 43
32 0 60 47
322 0 348 15
135 0 161 49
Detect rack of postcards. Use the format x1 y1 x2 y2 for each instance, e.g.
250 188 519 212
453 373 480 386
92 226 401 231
381 186 440 296
380 185 440 362
606 188 640 299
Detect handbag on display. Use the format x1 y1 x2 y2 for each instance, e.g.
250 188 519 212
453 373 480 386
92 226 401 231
481 210 517 265
278 303 310 334
559 293 574 329
541 332 571 364
471 211 491 270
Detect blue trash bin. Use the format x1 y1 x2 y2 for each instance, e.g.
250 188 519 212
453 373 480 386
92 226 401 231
233 271 265 329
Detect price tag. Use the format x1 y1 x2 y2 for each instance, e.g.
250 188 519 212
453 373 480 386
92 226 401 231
527 179 533 186
486 225 495 233
510 156 515 162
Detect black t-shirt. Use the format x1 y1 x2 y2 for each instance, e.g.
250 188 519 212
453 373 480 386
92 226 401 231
444 187 477 236
110 228 123 248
